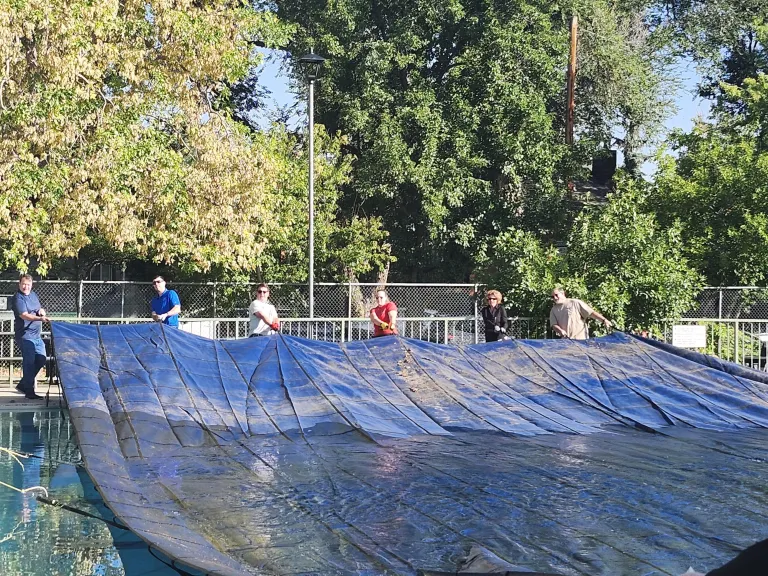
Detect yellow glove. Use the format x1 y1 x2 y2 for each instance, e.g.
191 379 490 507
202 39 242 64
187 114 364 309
380 322 389 330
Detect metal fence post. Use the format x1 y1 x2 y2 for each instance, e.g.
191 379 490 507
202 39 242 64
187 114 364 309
77 280 83 317
718 290 723 320
347 282 352 320
9 317 14 387
734 319 739 364
213 282 217 318
473 283 479 344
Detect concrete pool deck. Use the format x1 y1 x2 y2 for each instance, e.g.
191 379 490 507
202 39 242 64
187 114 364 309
0 386 64 409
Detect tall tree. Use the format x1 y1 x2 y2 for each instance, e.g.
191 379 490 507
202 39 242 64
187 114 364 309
651 1 768 112
652 66 768 286
0 0 390 280
477 175 701 329
277 0 678 279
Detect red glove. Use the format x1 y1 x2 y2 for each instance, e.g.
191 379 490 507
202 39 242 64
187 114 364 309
270 321 280 331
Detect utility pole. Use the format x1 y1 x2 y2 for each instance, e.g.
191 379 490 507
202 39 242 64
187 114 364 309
566 15 578 146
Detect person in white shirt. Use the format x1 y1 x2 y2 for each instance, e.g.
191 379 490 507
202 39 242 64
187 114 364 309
549 287 611 340
248 283 280 337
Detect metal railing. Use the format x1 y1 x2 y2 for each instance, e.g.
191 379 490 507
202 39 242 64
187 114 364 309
185 316 480 344
660 318 768 369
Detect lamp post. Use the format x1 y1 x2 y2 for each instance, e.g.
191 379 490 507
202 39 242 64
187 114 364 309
298 52 325 319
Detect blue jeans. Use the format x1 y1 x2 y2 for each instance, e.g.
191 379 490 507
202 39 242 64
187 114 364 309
18 338 46 394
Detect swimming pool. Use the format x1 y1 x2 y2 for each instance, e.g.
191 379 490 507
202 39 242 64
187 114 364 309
0 409 190 576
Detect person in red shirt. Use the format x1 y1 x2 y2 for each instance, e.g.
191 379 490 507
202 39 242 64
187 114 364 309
370 289 398 337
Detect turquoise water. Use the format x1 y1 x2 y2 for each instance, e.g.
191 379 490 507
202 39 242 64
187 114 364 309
0 409 183 576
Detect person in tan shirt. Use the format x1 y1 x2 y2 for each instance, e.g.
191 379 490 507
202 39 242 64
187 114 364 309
549 288 612 340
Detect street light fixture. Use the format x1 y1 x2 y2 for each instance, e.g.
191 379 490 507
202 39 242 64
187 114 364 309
298 51 326 319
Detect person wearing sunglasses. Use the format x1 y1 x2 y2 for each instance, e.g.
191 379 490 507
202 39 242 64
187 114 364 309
370 289 398 337
549 287 611 340
481 289 508 342
150 276 181 327
248 283 280 337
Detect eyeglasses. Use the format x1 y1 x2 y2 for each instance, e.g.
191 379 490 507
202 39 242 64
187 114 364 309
488 297 497 301
257 290 269 294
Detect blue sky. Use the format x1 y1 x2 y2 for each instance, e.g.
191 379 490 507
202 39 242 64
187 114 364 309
664 59 711 135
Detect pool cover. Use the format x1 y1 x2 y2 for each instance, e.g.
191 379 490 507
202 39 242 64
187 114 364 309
50 323 768 576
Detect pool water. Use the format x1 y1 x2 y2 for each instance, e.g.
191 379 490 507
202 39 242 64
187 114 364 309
0 409 187 576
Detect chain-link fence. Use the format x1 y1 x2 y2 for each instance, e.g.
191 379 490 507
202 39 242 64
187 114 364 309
684 287 768 319
0 281 482 319
10 282 768 320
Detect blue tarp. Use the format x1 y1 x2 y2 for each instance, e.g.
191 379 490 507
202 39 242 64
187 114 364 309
51 323 768 575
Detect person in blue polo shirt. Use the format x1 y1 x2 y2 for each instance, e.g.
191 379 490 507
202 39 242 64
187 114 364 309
150 276 181 327
11 274 47 399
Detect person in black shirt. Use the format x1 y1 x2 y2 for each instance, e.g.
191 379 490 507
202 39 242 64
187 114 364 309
481 290 508 342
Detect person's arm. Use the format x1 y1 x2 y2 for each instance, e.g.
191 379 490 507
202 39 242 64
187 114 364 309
13 298 44 322
269 305 280 330
159 304 181 321
480 307 492 331
254 309 272 323
576 299 610 329
18 310 43 322
253 302 276 325
156 292 181 322
370 308 385 326
589 309 612 329
498 306 508 332
387 307 398 333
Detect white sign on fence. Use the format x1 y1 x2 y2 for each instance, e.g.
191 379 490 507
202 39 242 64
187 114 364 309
672 325 707 348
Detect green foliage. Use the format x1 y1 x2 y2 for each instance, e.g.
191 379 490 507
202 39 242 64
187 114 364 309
651 2 768 112
0 0 390 282
278 0 675 279
475 229 567 318
242 126 392 283
570 0 677 174
566 177 702 329
477 176 702 329
652 73 768 286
